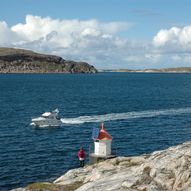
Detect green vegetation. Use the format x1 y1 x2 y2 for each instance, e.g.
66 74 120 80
26 181 83 191
26 182 59 191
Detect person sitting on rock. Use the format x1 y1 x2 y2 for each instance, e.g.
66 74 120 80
77 147 86 167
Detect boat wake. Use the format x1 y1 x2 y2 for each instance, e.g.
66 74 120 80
61 107 191 124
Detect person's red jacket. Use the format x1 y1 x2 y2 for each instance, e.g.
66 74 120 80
78 149 85 159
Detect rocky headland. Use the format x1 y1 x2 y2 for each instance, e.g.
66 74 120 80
12 141 191 191
0 48 97 73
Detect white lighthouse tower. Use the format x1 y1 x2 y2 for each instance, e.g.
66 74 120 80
89 122 115 164
94 122 112 156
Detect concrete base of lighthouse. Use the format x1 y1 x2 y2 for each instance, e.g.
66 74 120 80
89 153 116 164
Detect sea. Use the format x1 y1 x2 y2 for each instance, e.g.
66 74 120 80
1 72 191 190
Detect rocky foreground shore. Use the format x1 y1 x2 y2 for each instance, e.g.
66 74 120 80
12 141 191 191
0 48 97 73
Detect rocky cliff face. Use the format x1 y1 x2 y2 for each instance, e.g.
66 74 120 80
0 48 97 73
13 141 191 191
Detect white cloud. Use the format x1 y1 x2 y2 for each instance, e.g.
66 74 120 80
1 15 191 69
10 15 131 49
124 55 142 63
0 15 138 68
144 53 161 63
81 28 100 37
171 55 181 61
0 21 21 45
153 27 180 47
153 26 191 51
150 25 191 67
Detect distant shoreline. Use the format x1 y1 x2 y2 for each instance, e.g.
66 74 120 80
98 67 191 73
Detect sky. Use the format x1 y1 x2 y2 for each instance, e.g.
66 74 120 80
0 0 191 69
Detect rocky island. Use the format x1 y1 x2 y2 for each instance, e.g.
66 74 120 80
0 48 97 73
13 141 191 191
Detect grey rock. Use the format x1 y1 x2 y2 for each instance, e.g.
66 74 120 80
53 141 191 191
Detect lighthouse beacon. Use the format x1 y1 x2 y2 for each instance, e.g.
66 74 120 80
89 122 115 164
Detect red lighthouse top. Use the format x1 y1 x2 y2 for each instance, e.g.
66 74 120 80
97 123 112 140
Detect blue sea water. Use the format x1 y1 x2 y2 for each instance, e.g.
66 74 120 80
1 73 191 190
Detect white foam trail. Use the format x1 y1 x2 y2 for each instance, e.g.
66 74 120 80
61 107 191 124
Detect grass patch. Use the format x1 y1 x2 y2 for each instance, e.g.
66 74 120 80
27 182 59 191
26 181 83 191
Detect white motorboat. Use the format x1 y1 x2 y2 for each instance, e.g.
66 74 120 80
30 109 62 127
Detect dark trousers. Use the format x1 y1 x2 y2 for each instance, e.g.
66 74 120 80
79 160 84 167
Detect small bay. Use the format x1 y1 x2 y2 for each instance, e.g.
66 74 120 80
1 73 191 190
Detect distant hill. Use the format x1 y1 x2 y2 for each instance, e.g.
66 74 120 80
0 48 97 73
101 67 191 73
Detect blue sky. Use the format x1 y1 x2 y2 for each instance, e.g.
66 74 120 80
1 0 191 69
